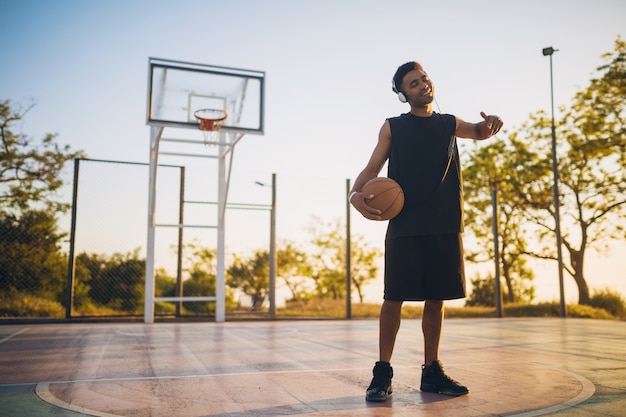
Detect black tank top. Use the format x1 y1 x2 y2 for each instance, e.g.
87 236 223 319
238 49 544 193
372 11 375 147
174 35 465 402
386 112 463 238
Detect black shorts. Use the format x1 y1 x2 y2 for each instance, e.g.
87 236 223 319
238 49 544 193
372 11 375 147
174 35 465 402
384 234 466 301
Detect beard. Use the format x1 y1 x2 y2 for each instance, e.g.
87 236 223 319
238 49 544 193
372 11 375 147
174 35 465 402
411 94 434 107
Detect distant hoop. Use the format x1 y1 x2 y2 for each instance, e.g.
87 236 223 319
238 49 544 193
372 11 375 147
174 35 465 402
194 108 228 131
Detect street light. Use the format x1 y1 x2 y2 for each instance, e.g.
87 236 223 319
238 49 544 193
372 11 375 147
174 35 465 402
255 174 276 319
543 46 566 317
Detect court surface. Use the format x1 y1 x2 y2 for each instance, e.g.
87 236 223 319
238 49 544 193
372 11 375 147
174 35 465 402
1 317 625 417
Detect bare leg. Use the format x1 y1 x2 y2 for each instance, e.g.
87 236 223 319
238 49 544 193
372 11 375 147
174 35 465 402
379 300 403 362
422 299 444 364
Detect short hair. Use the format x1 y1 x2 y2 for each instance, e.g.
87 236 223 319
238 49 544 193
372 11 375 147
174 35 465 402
392 61 424 94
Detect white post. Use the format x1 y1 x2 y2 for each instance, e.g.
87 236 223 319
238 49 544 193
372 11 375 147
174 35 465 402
268 173 276 319
145 126 163 323
215 132 226 322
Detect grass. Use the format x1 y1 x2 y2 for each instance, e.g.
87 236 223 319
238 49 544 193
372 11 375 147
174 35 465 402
0 293 65 318
1 293 619 321
275 299 619 320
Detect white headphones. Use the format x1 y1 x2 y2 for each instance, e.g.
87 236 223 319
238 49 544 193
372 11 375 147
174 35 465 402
391 79 407 103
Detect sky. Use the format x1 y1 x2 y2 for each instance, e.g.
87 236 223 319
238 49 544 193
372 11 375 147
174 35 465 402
1 0 625 305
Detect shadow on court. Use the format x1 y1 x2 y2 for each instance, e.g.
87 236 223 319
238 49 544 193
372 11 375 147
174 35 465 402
1 318 625 416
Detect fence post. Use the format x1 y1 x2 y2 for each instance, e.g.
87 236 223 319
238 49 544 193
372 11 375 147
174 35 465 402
346 178 352 319
491 185 504 318
269 173 277 319
175 166 185 317
65 158 80 319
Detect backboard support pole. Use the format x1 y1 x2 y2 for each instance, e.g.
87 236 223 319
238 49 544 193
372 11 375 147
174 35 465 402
215 135 227 322
145 125 163 324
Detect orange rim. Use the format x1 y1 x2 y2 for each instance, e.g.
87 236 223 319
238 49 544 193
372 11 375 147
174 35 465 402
194 109 228 131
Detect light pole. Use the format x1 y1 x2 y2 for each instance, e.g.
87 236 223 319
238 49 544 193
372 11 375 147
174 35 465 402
255 173 276 319
543 46 566 318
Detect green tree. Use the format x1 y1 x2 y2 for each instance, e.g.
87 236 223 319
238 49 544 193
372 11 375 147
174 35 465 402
465 273 496 307
0 209 67 303
228 249 270 310
589 288 626 317
154 268 177 314
0 99 83 317
307 216 381 302
182 244 217 314
307 217 348 300
464 139 537 304
155 268 176 298
73 252 105 311
277 241 313 302
349 233 383 303
464 37 625 306
508 37 626 304
87 249 145 313
227 242 312 307
180 242 236 314
0 100 83 213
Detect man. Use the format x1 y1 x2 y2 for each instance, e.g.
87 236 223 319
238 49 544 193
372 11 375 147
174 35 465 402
349 61 503 402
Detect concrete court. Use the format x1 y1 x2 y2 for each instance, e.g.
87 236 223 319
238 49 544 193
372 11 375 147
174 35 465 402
0 317 625 417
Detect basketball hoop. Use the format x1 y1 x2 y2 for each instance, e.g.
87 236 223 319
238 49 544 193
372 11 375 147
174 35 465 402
194 108 228 145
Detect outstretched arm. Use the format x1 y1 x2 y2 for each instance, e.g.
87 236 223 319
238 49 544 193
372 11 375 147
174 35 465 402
456 111 503 140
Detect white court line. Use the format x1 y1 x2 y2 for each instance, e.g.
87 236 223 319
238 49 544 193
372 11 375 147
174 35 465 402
0 327 28 345
112 327 300 337
34 366 370 386
37 383 123 417
34 367 369 417
34 362 596 417
506 367 596 417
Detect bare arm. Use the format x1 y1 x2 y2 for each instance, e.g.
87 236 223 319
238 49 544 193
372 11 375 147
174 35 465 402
349 120 392 220
456 111 503 140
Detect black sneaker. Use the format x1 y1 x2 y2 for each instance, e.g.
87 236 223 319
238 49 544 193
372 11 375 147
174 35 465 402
420 360 469 396
366 361 393 402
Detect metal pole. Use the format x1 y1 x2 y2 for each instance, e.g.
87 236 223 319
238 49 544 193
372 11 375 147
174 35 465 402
216 133 226 322
543 46 566 317
491 186 503 318
175 166 185 317
346 179 352 319
144 126 163 323
269 173 276 319
65 158 80 319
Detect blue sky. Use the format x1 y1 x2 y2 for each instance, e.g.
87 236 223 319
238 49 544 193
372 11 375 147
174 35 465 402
1 0 625 303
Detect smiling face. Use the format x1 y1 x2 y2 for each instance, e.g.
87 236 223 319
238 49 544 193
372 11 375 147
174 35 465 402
401 69 435 107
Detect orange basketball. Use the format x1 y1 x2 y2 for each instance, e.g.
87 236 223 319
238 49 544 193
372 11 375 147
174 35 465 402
362 177 404 220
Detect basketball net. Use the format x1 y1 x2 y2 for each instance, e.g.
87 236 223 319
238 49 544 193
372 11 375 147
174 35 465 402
202 128 220 147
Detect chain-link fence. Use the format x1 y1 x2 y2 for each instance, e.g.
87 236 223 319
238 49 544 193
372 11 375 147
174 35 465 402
1 158 379 321
0 158 183 319
67 159 184 318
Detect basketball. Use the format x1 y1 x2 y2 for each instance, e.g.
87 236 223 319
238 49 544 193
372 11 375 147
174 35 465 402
362 177 404 220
